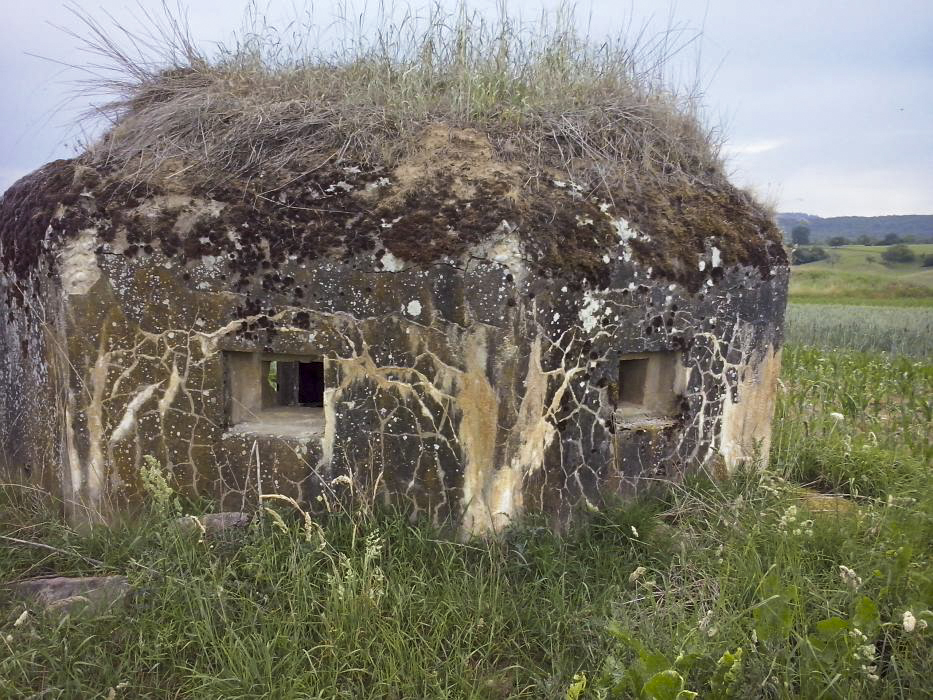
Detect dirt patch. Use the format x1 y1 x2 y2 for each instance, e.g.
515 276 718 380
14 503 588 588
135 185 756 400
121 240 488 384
797 488 859 515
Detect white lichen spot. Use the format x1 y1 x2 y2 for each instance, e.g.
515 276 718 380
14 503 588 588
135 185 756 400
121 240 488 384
602 254 611 263
366 177 391 190
552 180 567 188
59 228 101 296
613 218 638 245
711 246 722 269
698 259 706 271
552 312 561 323
406 300 423 317
578 292 605 333
380 250 407 272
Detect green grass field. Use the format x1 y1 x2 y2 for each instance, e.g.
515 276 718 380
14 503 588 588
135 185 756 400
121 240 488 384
786 304 933 357
2 340 930 698
2 276 931 698
789 244 933 307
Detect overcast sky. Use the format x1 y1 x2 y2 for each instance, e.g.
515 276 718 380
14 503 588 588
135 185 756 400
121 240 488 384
2 0 932 216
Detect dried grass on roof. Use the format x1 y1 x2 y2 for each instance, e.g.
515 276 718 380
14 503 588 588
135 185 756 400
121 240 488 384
66 1 726 200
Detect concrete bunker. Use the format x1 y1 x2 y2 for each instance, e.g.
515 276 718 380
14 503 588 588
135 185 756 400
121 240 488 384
0 21 789 534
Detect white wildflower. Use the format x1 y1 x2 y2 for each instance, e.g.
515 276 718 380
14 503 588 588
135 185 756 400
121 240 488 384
830 412 845 421
330 474 353 487
839 565 862 590
779 505 810 535
630 526 639 538
903 610 917 633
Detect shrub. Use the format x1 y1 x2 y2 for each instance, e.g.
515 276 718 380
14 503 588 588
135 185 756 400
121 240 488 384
792 246 829 265
881 244 917 264
791 224 811 245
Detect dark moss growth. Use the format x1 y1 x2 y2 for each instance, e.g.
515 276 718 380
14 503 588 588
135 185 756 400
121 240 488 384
618 176 785 291
376 173 516 263
0 160 80 290
1 135 784 296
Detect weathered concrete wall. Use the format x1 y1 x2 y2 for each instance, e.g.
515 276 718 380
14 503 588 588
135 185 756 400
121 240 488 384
0 266 69 502
2 219 785 533
0 141 787 533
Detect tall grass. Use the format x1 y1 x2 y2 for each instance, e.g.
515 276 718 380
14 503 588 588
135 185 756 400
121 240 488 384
62 1 723 195
773 345 931 490
0 486 669 698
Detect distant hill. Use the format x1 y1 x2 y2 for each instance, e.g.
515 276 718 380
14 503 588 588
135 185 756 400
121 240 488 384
776 213 933 243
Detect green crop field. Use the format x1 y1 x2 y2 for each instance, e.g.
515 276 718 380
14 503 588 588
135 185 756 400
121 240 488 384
790 244 933 307
2 327 930 698
786 303 933 357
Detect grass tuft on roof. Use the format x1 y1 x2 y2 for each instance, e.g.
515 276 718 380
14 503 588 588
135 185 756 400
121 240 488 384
64 1 726 198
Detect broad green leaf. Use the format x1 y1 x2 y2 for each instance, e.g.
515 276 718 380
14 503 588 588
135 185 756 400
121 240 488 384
852 596 881 635
566 673 587 700
639 650 673 677
814 617 849 640
754 572 796 641
607 623 646 655
644 669 685 700
673 652 702 673
807 627 847 665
